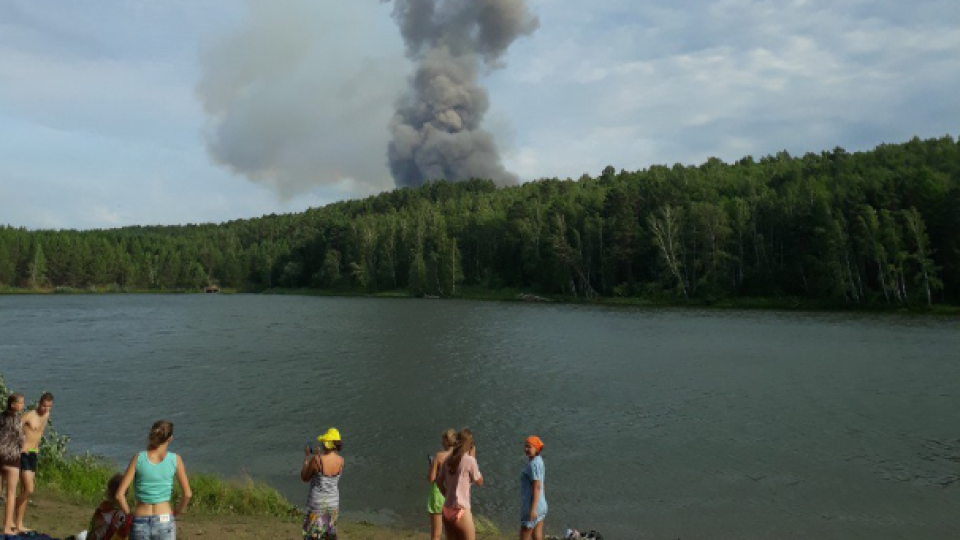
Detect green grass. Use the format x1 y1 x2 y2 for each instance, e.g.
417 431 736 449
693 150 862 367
36 453 297 518
475 514 502 536
0 286 49 294
37 453 116 504
186 473 298 517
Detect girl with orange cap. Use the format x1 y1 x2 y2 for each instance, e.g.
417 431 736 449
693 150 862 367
520 436 547 540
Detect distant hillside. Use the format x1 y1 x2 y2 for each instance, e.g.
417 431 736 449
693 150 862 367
2 135 958 306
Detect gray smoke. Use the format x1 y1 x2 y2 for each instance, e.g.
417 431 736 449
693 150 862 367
196 1 407 199
385 0 539 188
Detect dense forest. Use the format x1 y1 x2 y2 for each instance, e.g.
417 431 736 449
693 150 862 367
2 136 958 306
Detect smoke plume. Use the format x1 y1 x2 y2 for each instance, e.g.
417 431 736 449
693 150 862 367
196 1 406 199
385 0 539 188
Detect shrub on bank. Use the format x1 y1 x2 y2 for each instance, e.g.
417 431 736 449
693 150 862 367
187 473 298 517
37 453 114 503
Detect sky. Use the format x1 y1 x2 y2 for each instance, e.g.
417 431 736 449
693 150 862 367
1 0 958 230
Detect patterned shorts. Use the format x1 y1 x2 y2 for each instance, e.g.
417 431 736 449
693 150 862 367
303 508 339 540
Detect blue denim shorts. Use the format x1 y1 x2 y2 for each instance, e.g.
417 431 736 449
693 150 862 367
130 514 176 540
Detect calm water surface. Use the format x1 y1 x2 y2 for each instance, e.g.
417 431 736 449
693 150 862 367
1 295 959 539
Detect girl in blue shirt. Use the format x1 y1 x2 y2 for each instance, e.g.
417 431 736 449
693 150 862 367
520 436 547 540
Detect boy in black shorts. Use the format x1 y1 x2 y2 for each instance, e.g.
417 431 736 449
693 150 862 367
16 392 53 533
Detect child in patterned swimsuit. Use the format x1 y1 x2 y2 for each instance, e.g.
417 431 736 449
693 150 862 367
1 392 25 536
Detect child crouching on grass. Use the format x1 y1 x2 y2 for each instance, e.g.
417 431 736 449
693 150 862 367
71 474 132 540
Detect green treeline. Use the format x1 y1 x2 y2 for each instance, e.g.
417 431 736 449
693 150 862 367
1 136 959 306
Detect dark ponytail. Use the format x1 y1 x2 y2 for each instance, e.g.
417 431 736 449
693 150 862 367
446 428 474 473
147 420 174 449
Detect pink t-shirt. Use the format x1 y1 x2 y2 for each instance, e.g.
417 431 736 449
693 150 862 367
440 455 482 510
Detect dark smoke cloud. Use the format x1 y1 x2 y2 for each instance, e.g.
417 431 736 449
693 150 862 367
385 0 539 188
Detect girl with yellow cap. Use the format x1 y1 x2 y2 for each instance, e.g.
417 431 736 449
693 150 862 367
300 428 343 540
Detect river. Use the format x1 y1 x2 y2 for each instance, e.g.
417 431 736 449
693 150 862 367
1 294 958 538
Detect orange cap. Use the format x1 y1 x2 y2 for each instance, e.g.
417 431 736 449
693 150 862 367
526 436 544 453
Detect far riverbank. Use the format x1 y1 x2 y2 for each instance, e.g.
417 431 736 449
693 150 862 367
261 286 960 317
4 284 960 316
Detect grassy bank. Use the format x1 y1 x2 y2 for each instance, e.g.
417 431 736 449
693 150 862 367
26 492 482 540
37 453 296 518
30 453 505 539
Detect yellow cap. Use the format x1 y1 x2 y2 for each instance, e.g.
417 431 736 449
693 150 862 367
317 428 341 449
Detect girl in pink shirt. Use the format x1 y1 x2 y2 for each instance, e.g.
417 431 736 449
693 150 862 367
438 429 484 540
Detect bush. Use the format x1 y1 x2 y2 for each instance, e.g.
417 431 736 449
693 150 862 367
38 453 115 503
185 473 298 517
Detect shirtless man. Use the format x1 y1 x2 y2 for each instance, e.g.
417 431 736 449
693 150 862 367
15 392 53 534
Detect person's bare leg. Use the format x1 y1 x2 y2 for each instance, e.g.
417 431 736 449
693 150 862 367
430 513 443 540
520 526 534 540
442 518 456 540
446 515 468 540
461 510 475 540
15 470 35 532
532 519 545 540
2 466 19 534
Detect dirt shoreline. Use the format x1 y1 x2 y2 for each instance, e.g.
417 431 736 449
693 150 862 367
19 494 501 539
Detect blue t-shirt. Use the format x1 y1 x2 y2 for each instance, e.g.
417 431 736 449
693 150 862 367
520 455 547 521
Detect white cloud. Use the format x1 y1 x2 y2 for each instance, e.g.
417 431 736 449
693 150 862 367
496 0 960 179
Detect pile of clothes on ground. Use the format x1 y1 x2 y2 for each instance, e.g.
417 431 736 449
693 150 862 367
546 529 604 540
2 533 59 540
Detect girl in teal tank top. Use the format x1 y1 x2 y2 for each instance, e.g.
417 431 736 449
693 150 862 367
116 420 193 540
134 450 178 503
